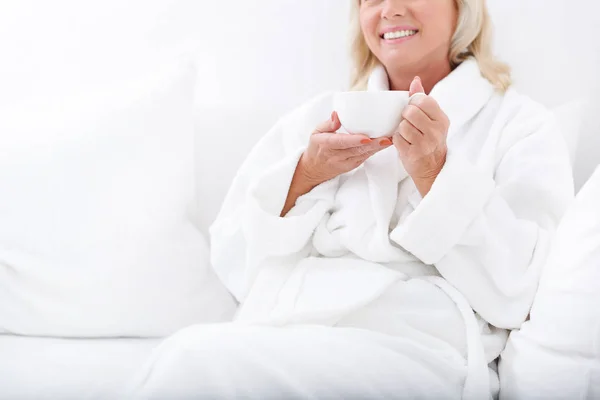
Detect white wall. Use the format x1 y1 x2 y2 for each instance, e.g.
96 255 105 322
197 0 600 189
1 0 597 107
1 0 598 190
0 0 199 109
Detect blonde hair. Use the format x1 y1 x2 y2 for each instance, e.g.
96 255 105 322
349 0 511 92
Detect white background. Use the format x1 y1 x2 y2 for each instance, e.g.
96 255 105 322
0 0 598 189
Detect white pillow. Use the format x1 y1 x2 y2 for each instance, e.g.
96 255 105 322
500 165 600 399
0 58 236 338
193 106 280 234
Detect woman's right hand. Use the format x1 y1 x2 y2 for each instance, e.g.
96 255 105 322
281 111 392 217
299 111 393 187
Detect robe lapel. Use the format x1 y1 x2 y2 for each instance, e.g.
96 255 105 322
366 58 495 137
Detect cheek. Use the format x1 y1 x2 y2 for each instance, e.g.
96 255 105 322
360 12 380 49
416 5 456 44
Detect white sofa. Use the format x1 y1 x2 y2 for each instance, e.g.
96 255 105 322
0 77 595 400
0 62 312 399
0 2 598 397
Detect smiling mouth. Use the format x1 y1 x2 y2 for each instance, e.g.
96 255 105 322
380 30 418 40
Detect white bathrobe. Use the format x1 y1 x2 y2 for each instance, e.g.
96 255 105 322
127 59 574 400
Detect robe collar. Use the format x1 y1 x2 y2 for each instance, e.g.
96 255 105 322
367 58 495 134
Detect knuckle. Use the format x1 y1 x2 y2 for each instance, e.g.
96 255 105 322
324 136 338 149
434 123 445 135
412 96 427 107
405 105 417 118
359 146 372 155
438 122 449 135
422 97 436 108
313 123 329 134
350 148 361 157
327 154 340 165
427 133 439 145
311 135 325 146
350 146 364 156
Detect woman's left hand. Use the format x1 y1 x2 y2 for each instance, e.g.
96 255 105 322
392 76 450 197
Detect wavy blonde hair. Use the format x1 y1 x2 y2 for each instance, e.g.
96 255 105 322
349 0 511 92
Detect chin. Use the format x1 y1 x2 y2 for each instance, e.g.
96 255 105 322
380 54 414 71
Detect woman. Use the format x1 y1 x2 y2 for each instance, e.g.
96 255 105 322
128 0 574 399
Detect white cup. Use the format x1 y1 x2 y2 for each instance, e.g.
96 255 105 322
333 91 426 138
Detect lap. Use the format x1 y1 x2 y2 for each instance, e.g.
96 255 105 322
126 323 466 400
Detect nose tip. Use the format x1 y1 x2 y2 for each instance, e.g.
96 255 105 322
382 2 407 19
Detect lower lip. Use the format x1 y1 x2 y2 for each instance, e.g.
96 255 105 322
381 33 418 45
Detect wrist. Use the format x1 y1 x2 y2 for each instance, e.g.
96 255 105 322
280 154 320 218
292 154 321 194
412 149 447 196
413 177 436 197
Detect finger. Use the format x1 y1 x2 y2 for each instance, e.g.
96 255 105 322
341 139 389 158
371 135 394 145
409 76 425 97
346 146 387 163
402 105 433 133
313 111 342 135
409 95 445 122
332 110 342 127
393 132 411 155
397 120 422 145
313 132 372 150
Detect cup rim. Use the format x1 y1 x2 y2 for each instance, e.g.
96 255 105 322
334 90 410 96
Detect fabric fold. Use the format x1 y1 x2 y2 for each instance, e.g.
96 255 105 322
390 150 496 265
206 58 573 400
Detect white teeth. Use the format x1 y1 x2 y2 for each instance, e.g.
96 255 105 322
382 30 417 40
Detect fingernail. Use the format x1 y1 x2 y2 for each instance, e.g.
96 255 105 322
379 139 392 146
360 138 372 144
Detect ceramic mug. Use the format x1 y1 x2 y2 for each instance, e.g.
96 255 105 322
333 91 427 138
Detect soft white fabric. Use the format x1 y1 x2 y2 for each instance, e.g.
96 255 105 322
500 165 600 399
191 101 584 237
126 323 470 400
130 59 574 399
0 58 236 337
0 334 160 400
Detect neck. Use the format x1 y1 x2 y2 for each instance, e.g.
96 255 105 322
387 56 452 94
